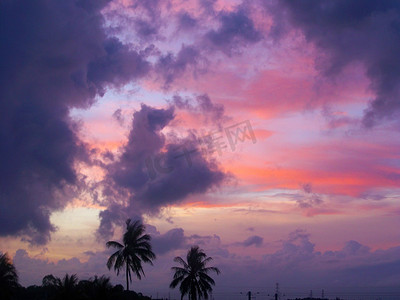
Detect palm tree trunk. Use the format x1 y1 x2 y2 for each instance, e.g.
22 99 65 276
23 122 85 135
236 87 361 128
126 264 129 291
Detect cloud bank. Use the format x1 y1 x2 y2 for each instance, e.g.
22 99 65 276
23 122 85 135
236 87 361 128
0 0 151 244
275 0 400 127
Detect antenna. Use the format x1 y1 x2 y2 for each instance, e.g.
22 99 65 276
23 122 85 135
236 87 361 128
268 282 285 300
240 290 260 300
275 283 280 300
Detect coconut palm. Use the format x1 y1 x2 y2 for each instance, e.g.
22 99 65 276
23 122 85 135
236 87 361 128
57 274 79 300
90 275 113 294
0 252 19 300
42 274 60 287
106 219 156 291
170 246 220 300
78 275 113 300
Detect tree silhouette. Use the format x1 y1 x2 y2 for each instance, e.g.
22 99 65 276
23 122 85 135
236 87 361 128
78 275 113 300
0 252 19 300
42 274 60 287
170 246 220 300
106 219 156 291
57 274 79 300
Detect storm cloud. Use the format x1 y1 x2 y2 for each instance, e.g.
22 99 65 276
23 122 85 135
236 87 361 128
274 0 400 127
205 6 262 55
98 104 228 238
0 0 149 244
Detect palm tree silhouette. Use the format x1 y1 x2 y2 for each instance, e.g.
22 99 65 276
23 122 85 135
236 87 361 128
57 274 79 300
170 246 220 300
42 273 81 299
0 252 19 300
79 275 113 300
106 219 156 291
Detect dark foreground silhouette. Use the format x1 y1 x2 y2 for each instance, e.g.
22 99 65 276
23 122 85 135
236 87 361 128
11 273 151 300
0 220 220 300
170 246 220 300
106 219 156 292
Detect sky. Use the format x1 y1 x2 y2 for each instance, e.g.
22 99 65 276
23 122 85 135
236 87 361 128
0 0 400 299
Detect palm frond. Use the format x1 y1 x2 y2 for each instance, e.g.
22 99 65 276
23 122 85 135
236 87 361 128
198 272 215 285
203 266 221 275
106 250 121 270
173 256 189 269
106 240 123 249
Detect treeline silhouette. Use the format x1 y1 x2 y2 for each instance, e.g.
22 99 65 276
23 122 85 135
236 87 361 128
11 273 151 300
1 219 221 300
287 298 343 300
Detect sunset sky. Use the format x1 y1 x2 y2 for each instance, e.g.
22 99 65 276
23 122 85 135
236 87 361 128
1 0 400 299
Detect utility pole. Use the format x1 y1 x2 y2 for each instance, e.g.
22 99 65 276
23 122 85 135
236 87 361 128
247 291 252 300
322 289 325 299
309 290 313 299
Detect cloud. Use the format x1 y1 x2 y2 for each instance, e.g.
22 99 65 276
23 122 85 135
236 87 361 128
12 230 400 297
86 37 149 92
0 0 150 244
215 230 400 293
98 104 228 238
297 183 323 209
13 249 111 287
177 12 197 30
275 0 400 127
234 235 264 247
152 228 186 255
171 93 227 126
341 240 371 257
155 45 201 87
272 184 323 211
205 6 262 54
112 108 124 126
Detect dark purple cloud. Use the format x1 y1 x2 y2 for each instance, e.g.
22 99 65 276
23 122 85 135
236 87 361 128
171 93 227 126
234 235 264 247
112 108 124 126
177 12 198 30
0 0 149 244
104 1 264 87
274 0 400 127
87 37 149 93
155 45 201 87
151 228 186 255
104 0 164 42
205 6 262 55
98 104 228 238
132 3 163 36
